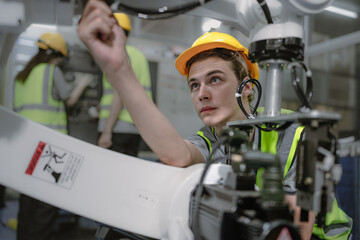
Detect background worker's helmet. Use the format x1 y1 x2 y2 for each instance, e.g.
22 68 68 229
175 32 259 79
36 32 68 57
113 13 132 31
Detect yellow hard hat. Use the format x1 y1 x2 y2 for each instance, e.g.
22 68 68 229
175 32 259 79
36 32 68 57
113 13 132 31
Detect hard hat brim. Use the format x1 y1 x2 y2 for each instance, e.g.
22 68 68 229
175 42 242 76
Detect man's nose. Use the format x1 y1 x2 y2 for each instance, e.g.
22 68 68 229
199 85 210 101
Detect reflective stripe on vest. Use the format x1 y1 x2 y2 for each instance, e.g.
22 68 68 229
99 75 152 124
312 199 352 239
14 64 67 134
196 125 301 186
255 108 301 188
196 123 352 239
258 123 352 239
256 125 304 189
197 127 215 155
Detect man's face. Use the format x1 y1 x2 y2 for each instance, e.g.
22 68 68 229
187 56 245 129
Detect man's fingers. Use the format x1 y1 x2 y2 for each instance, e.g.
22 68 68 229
82 0 112 20
77 0 129 72
78 0 117 45
79 11 115 44
83 8 115 33
81 5 115 27
112 24 126 43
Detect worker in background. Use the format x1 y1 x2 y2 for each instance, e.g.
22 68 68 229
13 32 91 240
78 1 352 239
97 12 152 157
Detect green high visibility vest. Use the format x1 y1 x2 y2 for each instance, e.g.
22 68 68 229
256 108 352 239
197 118 352 239
312 199 352 239
14 63 67 134
256 124 304 188
99 45 152 125
260 126 352 239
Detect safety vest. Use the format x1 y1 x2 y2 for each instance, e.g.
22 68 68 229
260 126 352 239
256 125 304 188
197 123 352 239
14 63 67 134
99 45 152 125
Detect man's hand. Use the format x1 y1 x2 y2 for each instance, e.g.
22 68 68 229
98 132 113 149
285 194 315 240
78 0 128 77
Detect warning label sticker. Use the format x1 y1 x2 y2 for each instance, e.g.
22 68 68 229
26 141 83 189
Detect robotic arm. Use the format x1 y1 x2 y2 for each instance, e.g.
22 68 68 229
104 1 340 239
3 1 353 240
101 0 343 239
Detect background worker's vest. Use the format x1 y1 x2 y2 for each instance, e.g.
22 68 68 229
14 63 67 134
99 45 152 125
197 123 352 239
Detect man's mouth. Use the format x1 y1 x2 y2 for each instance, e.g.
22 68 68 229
200 106 216 113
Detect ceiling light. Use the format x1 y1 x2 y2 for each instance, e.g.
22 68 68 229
30 24 58 30
325 6 358 19
17 39 36 47
16 53 32 62
202 19 221 32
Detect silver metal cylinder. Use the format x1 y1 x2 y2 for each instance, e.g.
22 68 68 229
262 60 286 117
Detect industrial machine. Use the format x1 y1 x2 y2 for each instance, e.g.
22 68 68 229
103 0 360 239
0 0 359 240
61 45 102 144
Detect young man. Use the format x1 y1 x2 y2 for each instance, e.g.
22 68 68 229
78 1 351 239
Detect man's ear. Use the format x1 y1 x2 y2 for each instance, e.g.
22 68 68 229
240 77 253 97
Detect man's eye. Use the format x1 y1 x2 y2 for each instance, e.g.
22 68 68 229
211 77 220 83
191 83 199 90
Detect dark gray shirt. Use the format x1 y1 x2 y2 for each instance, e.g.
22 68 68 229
187 124 299 194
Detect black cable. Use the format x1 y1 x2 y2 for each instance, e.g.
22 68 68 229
303 63 313 103
191 136 228 240
236 78 262 120
114 0 210 15
135 12 189 20
255 121 293 132
256 0 273 24
236 78 295 132
289 62 313 110
110 0 212 20
236 78 276 132
291 66 309 108
327 127 337 154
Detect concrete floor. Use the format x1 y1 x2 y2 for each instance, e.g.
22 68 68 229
0 188 98 240
0 188 156 240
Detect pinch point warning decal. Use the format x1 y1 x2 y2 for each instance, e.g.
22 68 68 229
26 141 83 189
